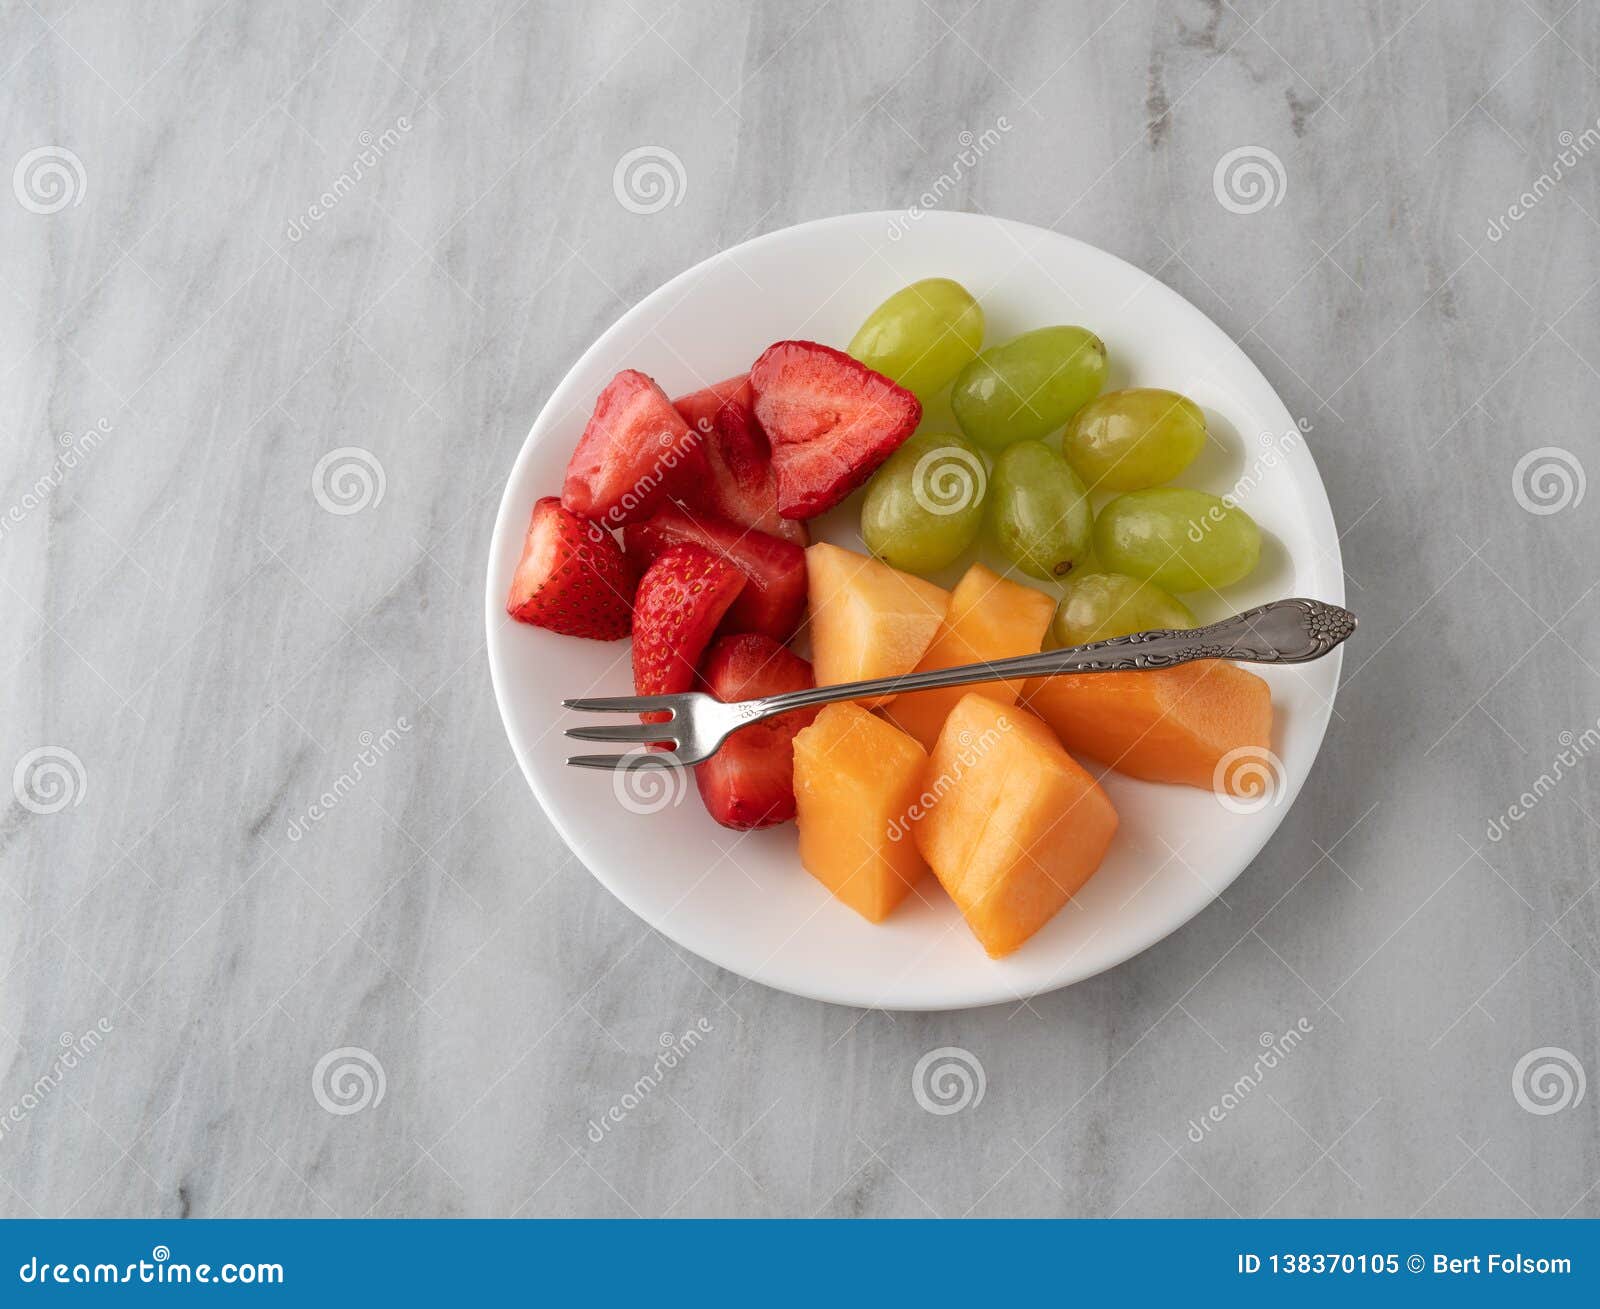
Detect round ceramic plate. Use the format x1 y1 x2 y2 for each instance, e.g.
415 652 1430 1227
485 211 1344 1011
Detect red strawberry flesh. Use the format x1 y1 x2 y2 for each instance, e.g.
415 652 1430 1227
631 542 746 723
672 373 751 438
693 634 820 830
505 497 637 640
623 504 806 643
563 369 701 527
748 340 921 519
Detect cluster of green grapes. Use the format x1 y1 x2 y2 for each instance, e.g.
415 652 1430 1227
849 278 1262 646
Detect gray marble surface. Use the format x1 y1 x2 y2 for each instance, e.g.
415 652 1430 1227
2 0 1598 1219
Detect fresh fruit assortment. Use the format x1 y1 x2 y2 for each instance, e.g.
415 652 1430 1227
508 274 1279 959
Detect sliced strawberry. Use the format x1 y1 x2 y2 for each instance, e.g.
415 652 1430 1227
562 370 701 527
694 634 820 830
505 497 637 640
623 503 806 643
701 395 809 545
748 340 921 519
672 373 750 438
631 543 746 721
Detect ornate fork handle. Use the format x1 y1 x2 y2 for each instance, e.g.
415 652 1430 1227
749 597 1355 721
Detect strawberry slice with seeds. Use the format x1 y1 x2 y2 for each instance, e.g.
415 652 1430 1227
748 340 921 519
505 497 637 640
694 634 821 830
623 503 807 643
563 370 702 527
631 543 746 721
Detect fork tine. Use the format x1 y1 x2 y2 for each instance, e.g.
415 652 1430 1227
564 723 675 745
561 695 676 715
566 752 685 771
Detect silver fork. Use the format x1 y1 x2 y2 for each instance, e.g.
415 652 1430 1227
563 596 1356 770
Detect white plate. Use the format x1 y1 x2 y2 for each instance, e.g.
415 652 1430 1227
485 211 1344 1011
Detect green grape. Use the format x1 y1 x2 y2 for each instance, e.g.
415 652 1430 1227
847 278 984 402
1093 489 1260 592
985 440 1093 580
1062 388 1207 492
861 431 988 573
951 325 1108 449
1049 572 1196 647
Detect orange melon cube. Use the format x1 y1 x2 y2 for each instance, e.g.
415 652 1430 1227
1023 661 1273 793
792 704 931 922
883 562 1055 750
914 694 1118 958
805 543 948 707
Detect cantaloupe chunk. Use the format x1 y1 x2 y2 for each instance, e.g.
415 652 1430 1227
1023 661 1272 793
792 703 930 922
805 543 948 707
914 694 1118 958
883 562 1055 750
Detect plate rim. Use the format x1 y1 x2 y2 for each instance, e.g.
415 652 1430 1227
484 209 1345 1012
